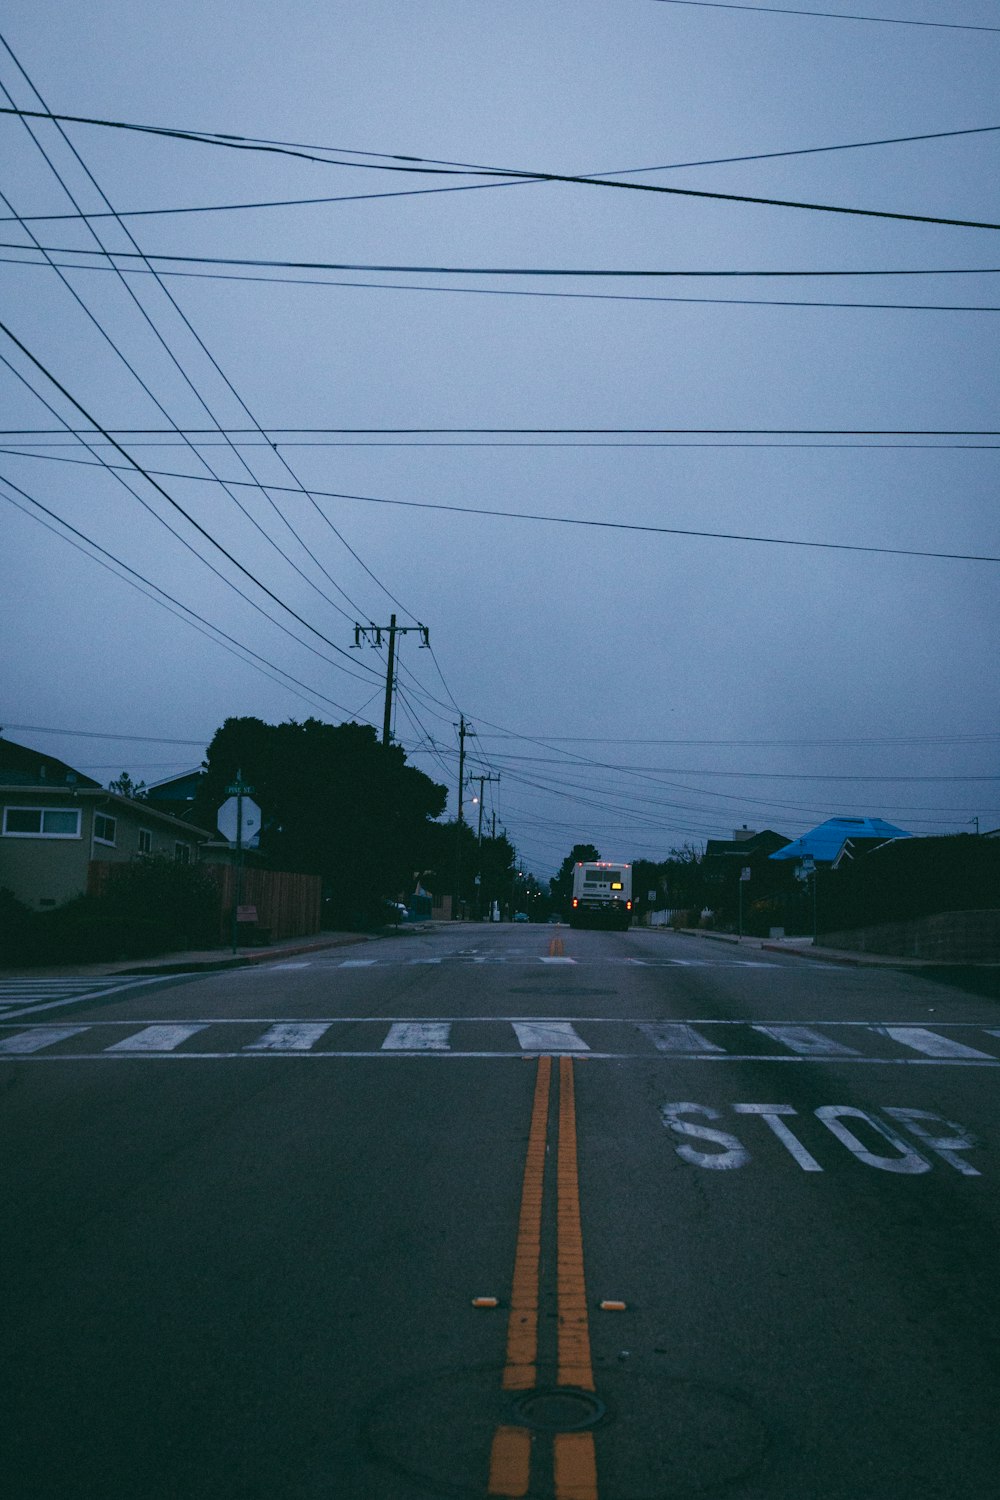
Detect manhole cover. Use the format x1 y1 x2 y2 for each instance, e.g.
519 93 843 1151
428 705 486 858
510 1386 607 1432
361 1362 771 1497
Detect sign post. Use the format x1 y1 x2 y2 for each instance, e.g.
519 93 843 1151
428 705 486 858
738 866 751 939
217 774 259 953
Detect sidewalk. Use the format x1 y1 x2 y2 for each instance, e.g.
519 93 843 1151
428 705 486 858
670 927 1000 972
0 929 378 981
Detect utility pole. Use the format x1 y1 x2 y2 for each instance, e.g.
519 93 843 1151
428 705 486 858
453 715 474 918
352 618 430 746
470 771 500 919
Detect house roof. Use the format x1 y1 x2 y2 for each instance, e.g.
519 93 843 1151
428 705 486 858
0 779 210 840
0 735 100 789
147 768 205 799
704 829 789 860
769 816 913 863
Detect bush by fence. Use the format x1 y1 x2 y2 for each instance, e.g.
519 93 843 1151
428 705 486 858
2 857 221 965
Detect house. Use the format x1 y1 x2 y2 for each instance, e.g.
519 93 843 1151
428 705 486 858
145 767 208 823
768 816 913 868
0 736 210 910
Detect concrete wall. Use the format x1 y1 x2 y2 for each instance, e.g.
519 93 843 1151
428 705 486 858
819 909 1000 961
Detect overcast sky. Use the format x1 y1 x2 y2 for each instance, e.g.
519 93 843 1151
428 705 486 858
1 0 998 879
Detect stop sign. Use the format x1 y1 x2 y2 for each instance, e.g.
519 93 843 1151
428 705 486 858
217 795 261 846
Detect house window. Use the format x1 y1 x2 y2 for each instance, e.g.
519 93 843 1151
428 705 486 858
138 828 153 855
174 842 190 864
94 813 117 846
2 806 81 839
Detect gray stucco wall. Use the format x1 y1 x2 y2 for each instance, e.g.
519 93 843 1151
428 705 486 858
0 794 201 908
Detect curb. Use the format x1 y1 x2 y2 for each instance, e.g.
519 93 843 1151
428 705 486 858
113 933 373 977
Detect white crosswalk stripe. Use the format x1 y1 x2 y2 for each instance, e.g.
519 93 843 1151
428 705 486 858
753 1025 861 1057
106 1025 209 1053
382 1023 452 1050
638 1022 724 1054
511 1021 589 1052
876 1026 996 1061
0 1025 91 1053
244 1023 333 1051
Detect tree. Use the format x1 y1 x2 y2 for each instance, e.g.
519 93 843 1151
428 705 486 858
108 771 147 800
549 843 601 912
192 717 447 927
657 845 706 912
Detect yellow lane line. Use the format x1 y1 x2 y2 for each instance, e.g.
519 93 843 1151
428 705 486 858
553 1431 598 1500
555 1056 598 1500
488 1426 532 1498
548 935 565 957
489 1056 552 1496
501 1055 552 1391
557 1056 595 1392
489 1054 599 1499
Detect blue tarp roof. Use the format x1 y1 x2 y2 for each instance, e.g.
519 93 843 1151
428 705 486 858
769 817 913 863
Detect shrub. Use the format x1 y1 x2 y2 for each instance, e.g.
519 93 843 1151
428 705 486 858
5 859 223 966
0 887 34 963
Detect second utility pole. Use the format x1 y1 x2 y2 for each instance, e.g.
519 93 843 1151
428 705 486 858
454 715 472 919
353 617 430 746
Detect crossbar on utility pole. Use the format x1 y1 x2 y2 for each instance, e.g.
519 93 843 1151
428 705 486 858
352 618 430 746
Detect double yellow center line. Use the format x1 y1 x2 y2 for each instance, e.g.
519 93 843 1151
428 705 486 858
488 1055 598 1498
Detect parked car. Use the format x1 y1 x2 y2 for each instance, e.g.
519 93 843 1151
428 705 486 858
384 901 409 924
513 911 529 922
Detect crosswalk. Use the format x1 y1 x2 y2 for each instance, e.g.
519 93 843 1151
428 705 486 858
2 1017 998 1064
0 975 175 1019
266 955 792 971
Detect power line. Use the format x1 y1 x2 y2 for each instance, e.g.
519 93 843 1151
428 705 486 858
0 334 386 684
3 106 999 230
489 754 1000 781
4 118 1000 223
8 441 990 562
0 478 377 722
0 724 209 745
13 242 1000 287
647 1 1000 32
0 67 372 627
478 732 1000 747
0 193 363 626
6 243 995 279
0 37 416 631
6 425 996 437
7 253 1000 314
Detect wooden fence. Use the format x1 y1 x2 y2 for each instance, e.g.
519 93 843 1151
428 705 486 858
206 865 322 942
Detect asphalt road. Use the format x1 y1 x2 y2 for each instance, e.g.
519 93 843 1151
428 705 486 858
2 925 997 1499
